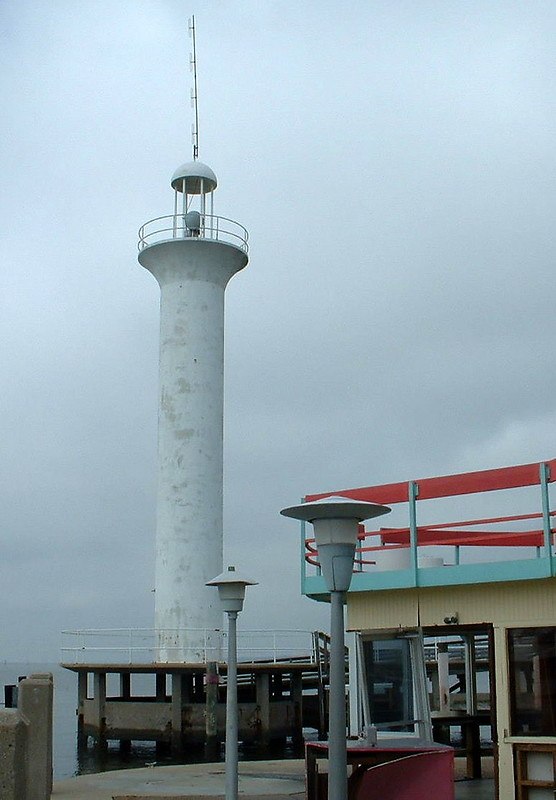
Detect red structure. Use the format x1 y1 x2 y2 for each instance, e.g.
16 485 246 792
303 458 556 574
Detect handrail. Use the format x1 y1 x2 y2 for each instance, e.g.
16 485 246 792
305 457 556 505
138 212 248 253
61 627 314 665
303 459 556 576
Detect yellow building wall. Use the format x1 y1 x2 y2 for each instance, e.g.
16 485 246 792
348 578 556 631
347 588 419 631
347 578 556 800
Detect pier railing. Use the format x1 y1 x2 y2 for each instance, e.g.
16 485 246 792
423 635 490 665
138 213 249 253
302 458 556 597
61 628 316 665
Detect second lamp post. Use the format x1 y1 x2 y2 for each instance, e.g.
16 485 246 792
281 496 391 800
206 566 257 800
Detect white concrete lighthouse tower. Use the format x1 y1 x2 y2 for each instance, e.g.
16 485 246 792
138 161 248 661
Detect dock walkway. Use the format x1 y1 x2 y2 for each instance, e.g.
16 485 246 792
51 758 494 800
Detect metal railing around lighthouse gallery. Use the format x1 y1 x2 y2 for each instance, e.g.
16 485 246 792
138 213 249 253
61 628 315 665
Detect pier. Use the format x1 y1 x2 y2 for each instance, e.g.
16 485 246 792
61 629 332 754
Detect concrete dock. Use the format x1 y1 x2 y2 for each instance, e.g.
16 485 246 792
51 758 495 799
52 759 305 799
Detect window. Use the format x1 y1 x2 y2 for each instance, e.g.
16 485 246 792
508 627 556 736
362 637 415 733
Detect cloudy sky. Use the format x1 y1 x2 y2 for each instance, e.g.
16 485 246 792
1 0 556 661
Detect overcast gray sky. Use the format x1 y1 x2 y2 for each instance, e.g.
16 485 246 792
1 0 556 661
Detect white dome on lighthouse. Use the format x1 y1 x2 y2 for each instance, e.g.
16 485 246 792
171 160 217 194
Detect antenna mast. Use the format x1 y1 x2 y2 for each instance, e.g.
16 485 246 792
189 15 200 160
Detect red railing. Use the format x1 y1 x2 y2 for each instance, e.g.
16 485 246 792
303 458 556 571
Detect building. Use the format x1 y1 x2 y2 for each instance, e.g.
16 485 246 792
300 457 556 799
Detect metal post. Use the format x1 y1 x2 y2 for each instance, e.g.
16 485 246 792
408 481 419 585
328 590 347 800
300 518 309 593
464 633 477 716
540 462 553 575
182 179 186 216
225 610 238 800
438 643 450 714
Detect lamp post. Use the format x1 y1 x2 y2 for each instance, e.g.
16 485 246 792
206 566 257 800
280 496 391 800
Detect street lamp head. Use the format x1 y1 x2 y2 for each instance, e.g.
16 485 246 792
280 496 391 592
280 495 391 524
206 565 258 613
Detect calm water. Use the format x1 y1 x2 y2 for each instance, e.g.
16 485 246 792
0 663 305 780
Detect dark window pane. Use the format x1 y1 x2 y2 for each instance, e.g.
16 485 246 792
508 627 556 736
363 638 414 732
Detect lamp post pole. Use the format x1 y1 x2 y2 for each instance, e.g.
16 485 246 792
206 566 257 800
328 591 347 800
225 609 238 800
328 589 348 800
281 496 391 800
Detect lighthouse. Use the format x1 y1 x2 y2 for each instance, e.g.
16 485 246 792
138 160 248 661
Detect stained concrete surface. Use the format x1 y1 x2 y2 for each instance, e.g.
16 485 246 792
52 760 304 800
52 758 495 799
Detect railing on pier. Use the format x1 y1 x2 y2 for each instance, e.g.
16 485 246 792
302 458 556 595
61 628 316 665
138 213 249 253
423 636 490 665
